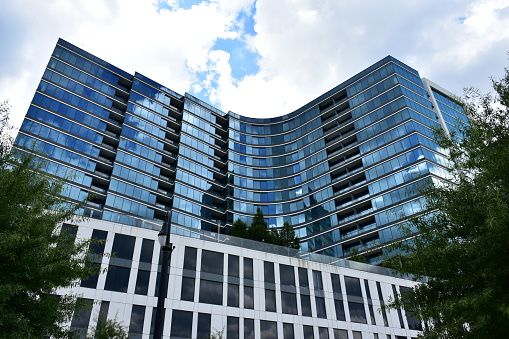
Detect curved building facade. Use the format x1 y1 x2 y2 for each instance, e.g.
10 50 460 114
14 39 465 263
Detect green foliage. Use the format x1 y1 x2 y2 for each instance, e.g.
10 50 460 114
346 248 369 264
88 315 128 339
230 210 300 249
230 218 247 238
209 327 224 339
386 62 509 337
249 207 268 242
0 105 101 338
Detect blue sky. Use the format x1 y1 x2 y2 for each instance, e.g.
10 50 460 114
1 0 509 131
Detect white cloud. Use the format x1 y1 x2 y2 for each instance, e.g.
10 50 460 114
0 0 508 129
208 0 509 117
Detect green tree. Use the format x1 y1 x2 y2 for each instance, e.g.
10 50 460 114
88 315 128 339
248 207 268 242
277 221 300 249
386 63 509 337
0 104 101 338
230 218 248 239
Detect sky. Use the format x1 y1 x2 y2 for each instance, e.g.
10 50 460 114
1 0 509 132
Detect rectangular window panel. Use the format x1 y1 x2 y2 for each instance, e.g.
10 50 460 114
345 276 363 297
353 331 363 339
363 280 372 299
197 313 211 339
135 270 150 295
129 305 145 334
260 320 278 339
111 234 136 260
376 281 389 326
139 238 154 263
333 329 348 339
201 250 223 275
316 296 327 319
170 310 193 338
183 246 197 270
244 286 254 309
264 261 275 283
312 270 323 290
265 289 276 312
348 302 367 324
104 265 130 292
244 318 255 339
71 298 93 329
279 264 295 286
303 325 314 339
244 258 253 280
283 323 294 339
227 317 239 339
181 276 195 301
298 268 309 288
319 327 329 339
228 254 239 277
199 279 223 305
227 283 239 307
301 294 312 316
281 292 298 315
331 273 342 294
368 304 376 325
334 299 346 321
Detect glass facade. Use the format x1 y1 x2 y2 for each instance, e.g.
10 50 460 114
14 39 465 262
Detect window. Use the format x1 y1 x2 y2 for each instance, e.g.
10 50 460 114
298 268 309 288
183 246 197 270
265 289 276 312
197 313 211 339
264 261 275 283
199 280 223 305
129 305 145 334
344 276 363 297
170 310 193 338
303 325 314 339
334 299 346 321
333 329 348 339
104 265 130 292
111 234 136 260
227 317 239 339
181 276 195 301
201 250 223 275
283 323 294 339
244 258 253 280
281 292 298 314
348 302 367 323
331 273 342 294
135 270 150 295
260 320 277 339
301 294 312 316
228 254 239 277
71 298 93 330
312 270 323 290
227 283 239 307
139 238 154 263
376 281 389 326
352 331 363 339
81 229 107 289
244 286 254 309
280 264 295 286
319 327 329 339
316 296 327 318
244 318 255 339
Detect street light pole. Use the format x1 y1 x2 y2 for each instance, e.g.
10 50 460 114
154 210 174 339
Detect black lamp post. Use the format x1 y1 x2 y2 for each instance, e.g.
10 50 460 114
153 210 174 339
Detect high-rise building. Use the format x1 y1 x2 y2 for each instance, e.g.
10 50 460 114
14 39 465 264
